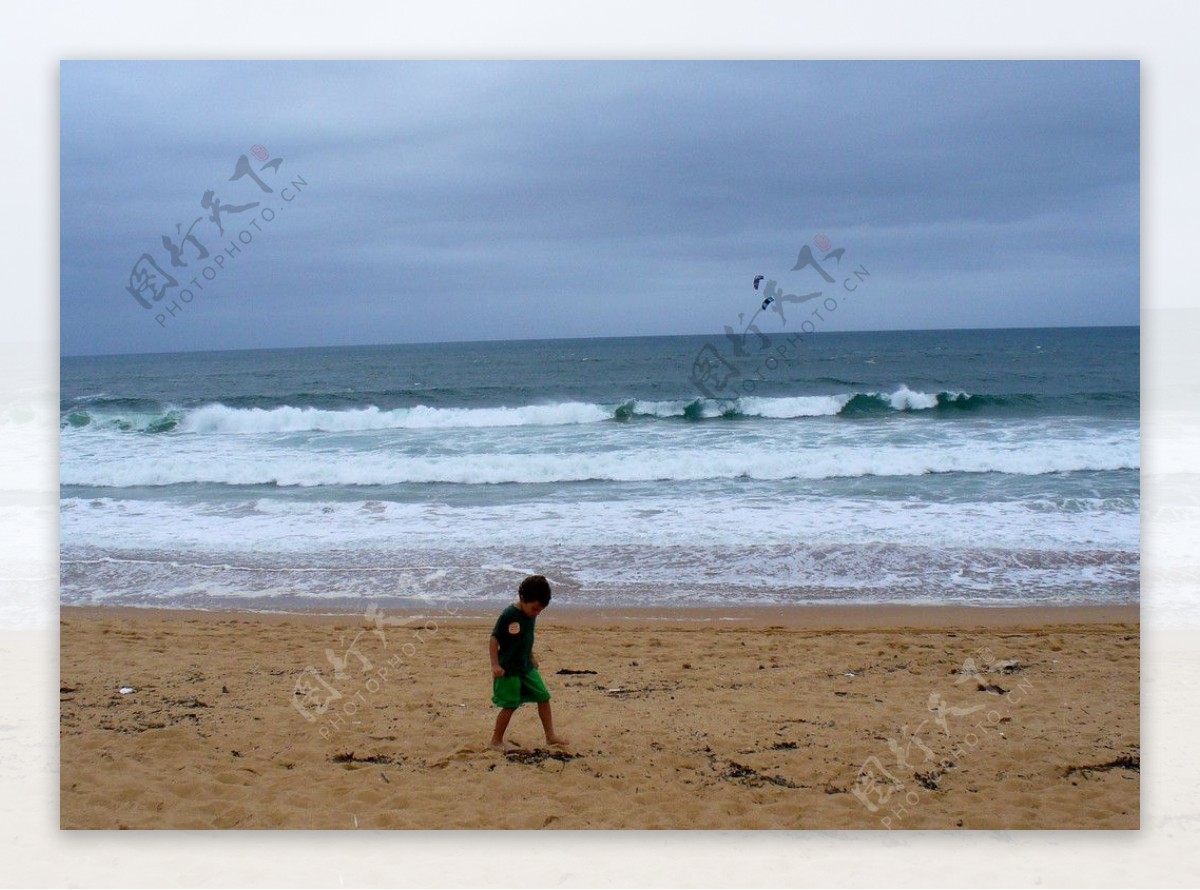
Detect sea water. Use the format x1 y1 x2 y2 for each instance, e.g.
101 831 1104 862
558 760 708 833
60 327 1139 610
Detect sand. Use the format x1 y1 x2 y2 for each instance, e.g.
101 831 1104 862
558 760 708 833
59 604 1139 830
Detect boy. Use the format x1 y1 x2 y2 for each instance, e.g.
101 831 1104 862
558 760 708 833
489 574 568 751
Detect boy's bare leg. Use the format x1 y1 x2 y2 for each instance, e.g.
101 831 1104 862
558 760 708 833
490 708 519 751
538 701 568 746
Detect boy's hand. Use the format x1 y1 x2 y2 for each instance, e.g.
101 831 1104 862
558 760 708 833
492 665 505 678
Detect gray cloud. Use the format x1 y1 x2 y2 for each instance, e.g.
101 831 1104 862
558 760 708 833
60 61 1139 355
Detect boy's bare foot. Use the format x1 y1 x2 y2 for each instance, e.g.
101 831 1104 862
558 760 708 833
545 735 569 747
489 740 520 752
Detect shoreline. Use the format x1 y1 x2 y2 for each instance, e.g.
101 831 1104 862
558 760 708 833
59 602 1139 630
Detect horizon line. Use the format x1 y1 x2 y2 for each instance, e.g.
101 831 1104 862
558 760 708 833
61 321 1141 360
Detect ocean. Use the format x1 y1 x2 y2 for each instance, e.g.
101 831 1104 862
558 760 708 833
60 327 1139 611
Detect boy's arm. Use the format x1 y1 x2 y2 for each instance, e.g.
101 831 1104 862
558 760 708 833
489 635 504 677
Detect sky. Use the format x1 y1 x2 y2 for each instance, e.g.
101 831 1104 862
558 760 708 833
60 61 1139 356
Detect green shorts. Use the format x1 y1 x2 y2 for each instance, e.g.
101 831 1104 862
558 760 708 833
492 668 551 709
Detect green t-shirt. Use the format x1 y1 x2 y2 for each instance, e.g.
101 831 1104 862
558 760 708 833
492 603 536 674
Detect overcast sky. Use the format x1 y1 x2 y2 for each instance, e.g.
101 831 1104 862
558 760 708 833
60 61 1139 356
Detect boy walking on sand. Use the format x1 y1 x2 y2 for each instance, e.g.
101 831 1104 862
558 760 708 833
489 575 568 751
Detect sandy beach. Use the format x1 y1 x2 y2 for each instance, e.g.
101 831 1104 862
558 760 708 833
59 604 1139 830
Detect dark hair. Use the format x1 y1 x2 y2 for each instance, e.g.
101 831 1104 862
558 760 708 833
518 574 552 605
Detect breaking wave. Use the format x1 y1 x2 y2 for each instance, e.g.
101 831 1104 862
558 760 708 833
59 387 1137 434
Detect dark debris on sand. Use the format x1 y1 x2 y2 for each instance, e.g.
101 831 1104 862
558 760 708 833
331 751 398 765
719 758 803 789
504 748 582 766
1064 753 1140 779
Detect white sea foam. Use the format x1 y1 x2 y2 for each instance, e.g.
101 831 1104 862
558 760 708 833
59 491 1140 609
888 384 941 410
736 395 851 417
60 421 1139 487
178 401 614 433
60 492 1138 554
